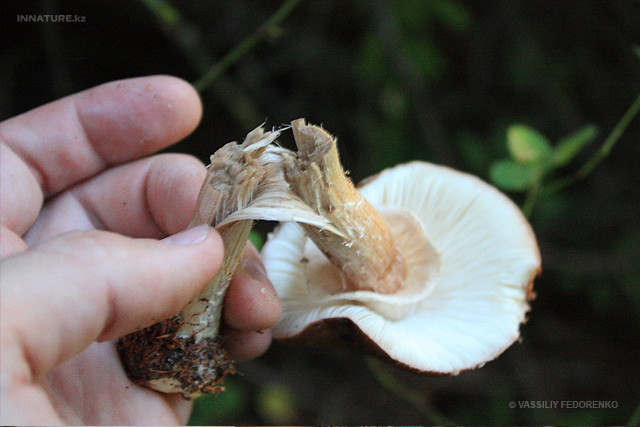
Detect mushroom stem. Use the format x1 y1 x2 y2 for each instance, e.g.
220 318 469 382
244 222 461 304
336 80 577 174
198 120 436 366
173 127 281 341
285 119 406 294
117 126 285 397
176 219 253 340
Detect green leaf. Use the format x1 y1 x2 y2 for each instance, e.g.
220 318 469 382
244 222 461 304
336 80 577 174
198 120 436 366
490 159 537 191
507 124 553 164
552 124 599 167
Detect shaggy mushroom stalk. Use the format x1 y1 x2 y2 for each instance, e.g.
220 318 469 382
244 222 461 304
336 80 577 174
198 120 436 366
117 126 336 398
284 119 410 294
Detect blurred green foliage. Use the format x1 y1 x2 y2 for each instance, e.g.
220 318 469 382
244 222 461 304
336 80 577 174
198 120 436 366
2 0 639 425
188 376 249 425
490 121 602 215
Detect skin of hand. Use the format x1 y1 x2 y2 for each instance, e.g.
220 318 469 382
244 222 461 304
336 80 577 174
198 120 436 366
0 75 281 425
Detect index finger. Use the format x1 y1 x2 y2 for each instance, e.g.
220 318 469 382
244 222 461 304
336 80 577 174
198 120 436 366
0 76 202 234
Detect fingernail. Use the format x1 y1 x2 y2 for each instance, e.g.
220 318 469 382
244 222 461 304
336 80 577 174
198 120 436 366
242 255 269 283
162 224 210 245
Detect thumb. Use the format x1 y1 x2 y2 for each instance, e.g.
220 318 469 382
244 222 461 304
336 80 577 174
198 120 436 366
0 225 222 378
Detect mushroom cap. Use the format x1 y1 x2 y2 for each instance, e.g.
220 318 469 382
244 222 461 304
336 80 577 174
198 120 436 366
261 161 540 374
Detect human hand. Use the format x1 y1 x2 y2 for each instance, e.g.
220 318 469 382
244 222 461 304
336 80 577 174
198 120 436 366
0 76 281 425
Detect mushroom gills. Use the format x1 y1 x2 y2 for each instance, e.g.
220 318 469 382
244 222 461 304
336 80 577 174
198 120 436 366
267 207 441 321
262 160 540 374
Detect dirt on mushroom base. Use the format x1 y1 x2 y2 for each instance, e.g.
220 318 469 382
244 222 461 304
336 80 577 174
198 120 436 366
117 315 235 398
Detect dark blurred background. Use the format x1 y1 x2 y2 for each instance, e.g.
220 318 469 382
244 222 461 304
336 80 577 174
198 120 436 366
2 0 639 425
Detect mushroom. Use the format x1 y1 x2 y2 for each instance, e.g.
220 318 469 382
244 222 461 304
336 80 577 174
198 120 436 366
261 119 541 374
117 118 540 398
117 125 338 398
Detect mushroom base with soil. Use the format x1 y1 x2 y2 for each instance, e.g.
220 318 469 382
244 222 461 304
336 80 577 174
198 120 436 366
117 316 234 396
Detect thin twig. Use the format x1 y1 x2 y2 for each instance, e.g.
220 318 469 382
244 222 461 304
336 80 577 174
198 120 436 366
576 91 640 179
193 0 303 92
522 180 541 219
140 0 214 74
545 90 640 196
140 0 297 129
